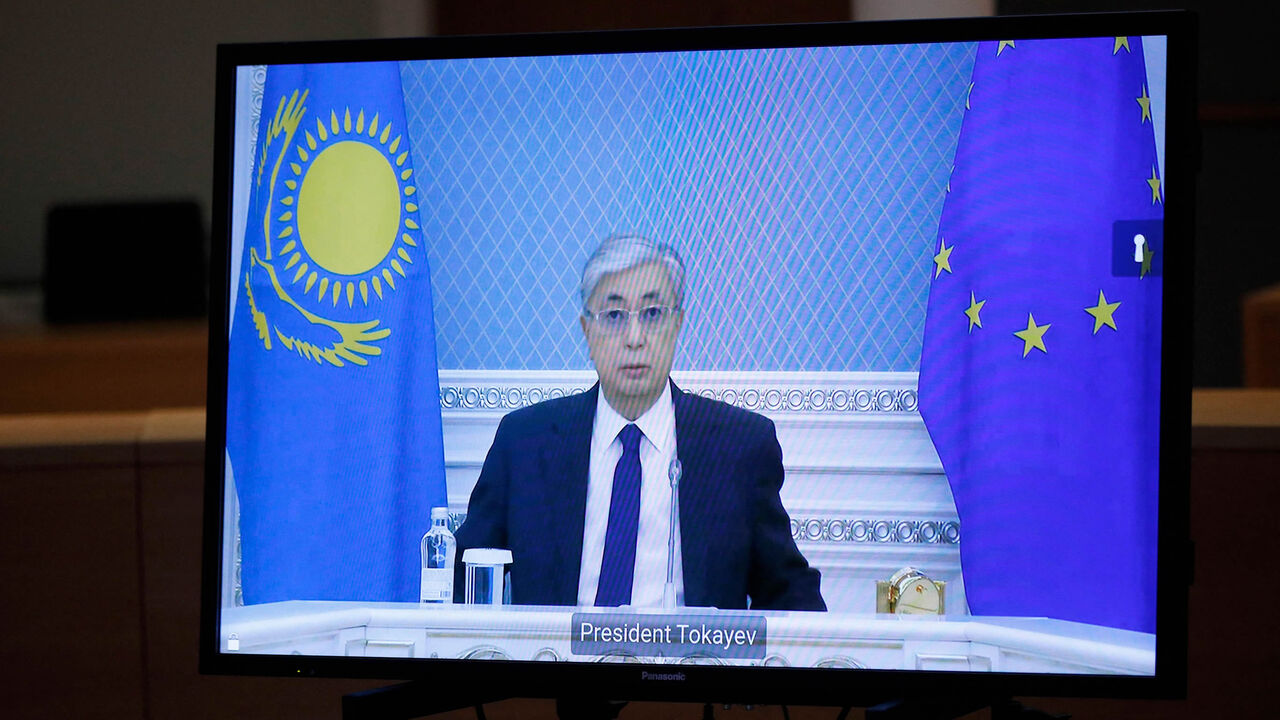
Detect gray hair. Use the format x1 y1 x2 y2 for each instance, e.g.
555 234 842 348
579 235 686 314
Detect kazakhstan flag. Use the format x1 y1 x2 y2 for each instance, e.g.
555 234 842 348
227 61 447 604
919 38 1162 632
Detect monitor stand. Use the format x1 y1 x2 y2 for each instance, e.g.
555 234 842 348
861 698 1068 720
342 683 628 720
343 687 1067 720
343 682 504 720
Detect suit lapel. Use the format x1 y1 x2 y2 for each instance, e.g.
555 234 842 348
672 381 720 607
545 385 597 604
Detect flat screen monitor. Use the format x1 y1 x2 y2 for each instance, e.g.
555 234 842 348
202 11 1194 708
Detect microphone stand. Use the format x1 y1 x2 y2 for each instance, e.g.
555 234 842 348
664 458 682 610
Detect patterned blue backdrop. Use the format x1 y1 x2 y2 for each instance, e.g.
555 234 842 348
400 43 976 371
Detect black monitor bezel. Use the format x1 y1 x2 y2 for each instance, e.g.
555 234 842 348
200 10 1195 705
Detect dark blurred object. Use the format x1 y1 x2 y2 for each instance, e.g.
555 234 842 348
1244 283 1280 387
44 201 207 324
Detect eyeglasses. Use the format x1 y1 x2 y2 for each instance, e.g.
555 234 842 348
584 305 678 333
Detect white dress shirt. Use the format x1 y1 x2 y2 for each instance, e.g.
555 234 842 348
577 383 684 607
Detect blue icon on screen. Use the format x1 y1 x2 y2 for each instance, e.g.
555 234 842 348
1111 220 1163 278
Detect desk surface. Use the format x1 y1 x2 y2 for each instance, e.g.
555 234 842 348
0 321 207 414
219 600 1156 675
1191 389 1280 449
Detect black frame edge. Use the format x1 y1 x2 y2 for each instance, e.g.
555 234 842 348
198 9 1197 706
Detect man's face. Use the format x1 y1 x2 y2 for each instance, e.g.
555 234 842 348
580 260 684 418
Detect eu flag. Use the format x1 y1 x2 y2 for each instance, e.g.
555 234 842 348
918 38 1162 632
227 62 447 604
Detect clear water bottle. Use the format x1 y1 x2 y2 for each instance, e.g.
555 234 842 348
420 507 456 603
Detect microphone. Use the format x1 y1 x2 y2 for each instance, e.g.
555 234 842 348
664 458 682 610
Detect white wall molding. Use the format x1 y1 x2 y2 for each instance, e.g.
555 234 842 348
439 369 922 415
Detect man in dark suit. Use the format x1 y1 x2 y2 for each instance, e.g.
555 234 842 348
454 236 824 611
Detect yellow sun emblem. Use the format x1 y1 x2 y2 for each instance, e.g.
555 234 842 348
244 88 422 368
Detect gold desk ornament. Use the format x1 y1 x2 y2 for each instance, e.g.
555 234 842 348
876 566 946 615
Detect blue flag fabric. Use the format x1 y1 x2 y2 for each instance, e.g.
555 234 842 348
227 61 447 604
918 38 1162 633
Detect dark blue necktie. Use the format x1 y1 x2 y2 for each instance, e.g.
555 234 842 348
595 423 643 607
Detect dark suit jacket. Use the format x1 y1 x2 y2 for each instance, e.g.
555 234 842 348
454 381 825 611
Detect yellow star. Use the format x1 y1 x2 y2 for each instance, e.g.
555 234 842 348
1140 241 1154 278
1114 37 1130 54
1137 85 1152 124
1147 166 1162 204
1084 290 1121 333
1014 313 1050 357
998 40 1015 56
964 291 986 333
933 238 954 278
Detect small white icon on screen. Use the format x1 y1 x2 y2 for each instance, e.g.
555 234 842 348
1133 234 1146 262
228 633 240 651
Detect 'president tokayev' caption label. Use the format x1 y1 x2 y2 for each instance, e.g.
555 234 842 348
571 613 767 659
